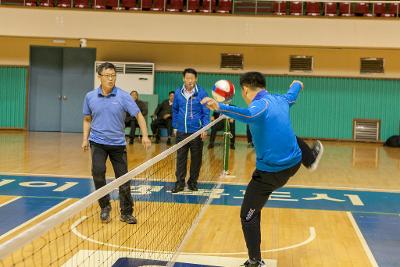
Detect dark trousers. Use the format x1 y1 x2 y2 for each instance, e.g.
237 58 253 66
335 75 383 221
151 118 173 138
175 132 203 186
209 120 235 145
90 141 133 215
125 118 138 139
246 125 253 144
296 136 315 168
240 162 301 261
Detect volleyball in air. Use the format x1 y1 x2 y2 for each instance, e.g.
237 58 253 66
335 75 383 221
212 80 235 103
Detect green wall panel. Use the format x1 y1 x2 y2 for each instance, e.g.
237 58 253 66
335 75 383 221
155 71 400 141
0 67 27 128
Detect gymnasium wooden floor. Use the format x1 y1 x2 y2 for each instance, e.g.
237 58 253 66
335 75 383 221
0 131 399 267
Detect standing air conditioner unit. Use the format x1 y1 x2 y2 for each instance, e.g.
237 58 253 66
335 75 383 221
94 61 154 94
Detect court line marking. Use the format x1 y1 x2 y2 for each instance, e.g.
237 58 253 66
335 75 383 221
0 198 73 242
0 196 21 208
346 211 379 267
71 216 316 255
1 172 399 193
202 180 400 193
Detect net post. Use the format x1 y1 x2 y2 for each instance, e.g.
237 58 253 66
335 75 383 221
223 117 230 175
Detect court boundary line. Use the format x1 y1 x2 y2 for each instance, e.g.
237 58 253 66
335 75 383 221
0 196 21 208
346 211 379 267
71 216 316 256
0 198 73 242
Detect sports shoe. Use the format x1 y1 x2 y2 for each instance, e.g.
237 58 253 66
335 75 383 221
309 140 324 172
100 206 111 223
242 259 266 267
188 183 198 191
230 144 235 150
207 143 214 149
167 138 172 145
171 184 184 193
120 214 137 224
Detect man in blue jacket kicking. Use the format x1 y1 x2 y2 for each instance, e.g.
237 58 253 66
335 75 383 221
201 72 322 267
172 68 210 193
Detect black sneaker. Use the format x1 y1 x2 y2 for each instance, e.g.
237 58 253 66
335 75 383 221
242 259 266 267
171 185 184 193
129 138 134 144
248 142 254 148
207 143 214 149
167 138 171 145
309 140 324 172
100 206 111 223
120 214 137 224
230 144 235 150
188 183 198 191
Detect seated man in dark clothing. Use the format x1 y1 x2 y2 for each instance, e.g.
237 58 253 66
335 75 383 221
125 90 148 144
151 91 174 145
208 110 236 150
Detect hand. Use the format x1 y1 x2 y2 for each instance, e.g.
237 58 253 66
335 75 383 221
200 131 207 141
142 136 152 150
291 80 304 90
200 97 220 111
81 140 89 151
163 114 171 120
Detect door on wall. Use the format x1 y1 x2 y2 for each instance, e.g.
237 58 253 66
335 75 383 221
29 46 96 132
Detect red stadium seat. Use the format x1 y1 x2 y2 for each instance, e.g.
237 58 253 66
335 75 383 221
39 0 54 6
93 0 106 8
339 2 353 16
121 0 139 10
273 1 286 15
74 0 90 8
184 0 199 12
354 2 372 16
151 0 164 11
217 0 232 13
167 0 183 11
141 0 153 10
306 2 320 16
289 1 302 15
373 3 384 16
57 0 71 7
24 0 37 6
324 2 336 16
383 3 398 17
199 0 216 13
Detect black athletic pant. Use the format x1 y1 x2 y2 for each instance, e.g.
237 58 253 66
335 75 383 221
90 141 133 215
125 118 138 140
151 118 173 138
175 132 203 186
240 162 301 261
209 120 235 145
296 136 315 168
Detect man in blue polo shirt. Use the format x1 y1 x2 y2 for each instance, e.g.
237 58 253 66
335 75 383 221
82 62 151 225
201 72 323 267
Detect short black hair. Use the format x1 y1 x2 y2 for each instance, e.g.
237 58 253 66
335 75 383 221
97 62 116 75
182 68 197 78
130 90 138 95
168 91 175 95
239 72 266 90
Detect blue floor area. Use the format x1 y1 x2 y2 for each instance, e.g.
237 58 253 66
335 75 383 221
0 197 65 236
1 174 400 266
353 213 400 267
